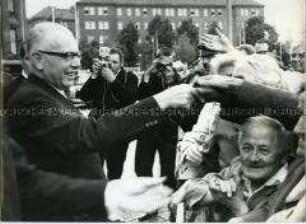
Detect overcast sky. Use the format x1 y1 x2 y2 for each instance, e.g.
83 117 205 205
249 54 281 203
26 0 305 43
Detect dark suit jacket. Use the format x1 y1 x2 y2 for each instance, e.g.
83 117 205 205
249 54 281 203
7 74 163 221
77 68 138 114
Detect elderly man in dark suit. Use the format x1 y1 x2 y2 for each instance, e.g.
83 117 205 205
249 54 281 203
7 22 196 221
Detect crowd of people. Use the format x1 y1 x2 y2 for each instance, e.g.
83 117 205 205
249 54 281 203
2 22 305 222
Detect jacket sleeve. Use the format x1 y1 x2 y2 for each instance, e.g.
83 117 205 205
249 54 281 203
110 71 138 107
9 96 162 155
175 81 300 131
8 137 108 221
77 77 102 104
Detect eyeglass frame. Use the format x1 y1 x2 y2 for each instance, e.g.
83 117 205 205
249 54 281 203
36 50 82 61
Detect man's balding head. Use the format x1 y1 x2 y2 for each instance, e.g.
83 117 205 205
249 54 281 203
27 22 76 55
27 22 81 90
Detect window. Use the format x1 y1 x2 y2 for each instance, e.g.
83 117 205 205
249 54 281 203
138 39 142 44
194 22 199 28
135 22 141 30
240 8 244 16
8 0 14 12
117 22 123 30
245 9 249 17
99 35 105 44
87 35 94 43
218 21 223 29
143 22 148 30
117 8 122 16
127 8 132 16
170 8 175 16
218 9 223 16
157 8 162 15
98 21 109 30
203 8 208 17
178 8 187 17
210 9 215 17
143 8 148 16
84 7 95 15
165 8 170 16
10 28 17 54
152 8 157 16
135 8 140 16
85 21 96 29
98 7 108 15
190 9 199 17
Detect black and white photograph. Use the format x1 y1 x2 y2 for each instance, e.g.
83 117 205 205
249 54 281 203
1 0 305 222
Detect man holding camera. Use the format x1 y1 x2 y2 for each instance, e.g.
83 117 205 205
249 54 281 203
136 47 181 189
78 48 138 180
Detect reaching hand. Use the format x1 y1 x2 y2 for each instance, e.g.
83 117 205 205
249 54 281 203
153 84 196 110
209 178 237 198
200 28 235 53
171 178 212 208
104 177 173 221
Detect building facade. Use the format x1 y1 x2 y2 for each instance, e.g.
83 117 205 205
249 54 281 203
76 0 264 47
28 6 76 36
1 0 27 74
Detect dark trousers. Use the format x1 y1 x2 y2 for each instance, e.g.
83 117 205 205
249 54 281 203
100 141 129 180
135 120 178 189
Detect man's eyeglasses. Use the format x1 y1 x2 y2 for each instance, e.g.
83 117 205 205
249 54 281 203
37 50 81 61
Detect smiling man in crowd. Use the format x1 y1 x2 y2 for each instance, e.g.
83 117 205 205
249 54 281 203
172 115 290 222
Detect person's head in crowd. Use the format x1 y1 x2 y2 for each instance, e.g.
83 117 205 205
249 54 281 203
209 52 288 89
26 22 81 90
108 48 124 74
154 47 176 71
238 116 289 187
236 44 256 55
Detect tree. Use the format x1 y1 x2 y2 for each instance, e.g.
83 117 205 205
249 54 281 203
147 16 176 49
117 22 139 67
79 40 99 70
245 16 279 50
177 19 199 45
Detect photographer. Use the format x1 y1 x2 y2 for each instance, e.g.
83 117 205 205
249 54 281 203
78 48 138 180
136 47 181 189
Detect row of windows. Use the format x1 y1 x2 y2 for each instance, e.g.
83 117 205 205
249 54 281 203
83 6 224 17
87 35 108 44
85 20 223 31
240 8 261 17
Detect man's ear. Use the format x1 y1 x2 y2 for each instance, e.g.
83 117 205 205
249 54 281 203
31 53 44 71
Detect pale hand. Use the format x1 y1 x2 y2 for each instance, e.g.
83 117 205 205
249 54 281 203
105 177 173 221
153 84 196 110
100 68 116 83
200 28 235 53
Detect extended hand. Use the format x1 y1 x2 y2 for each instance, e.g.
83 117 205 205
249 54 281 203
171 178 212 207
105 177 173 221
153 84 196 110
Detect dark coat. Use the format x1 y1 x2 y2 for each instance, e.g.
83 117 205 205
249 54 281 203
77 68 138 114
7 74 163 221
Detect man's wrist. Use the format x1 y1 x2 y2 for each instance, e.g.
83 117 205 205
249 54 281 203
153 92 170 110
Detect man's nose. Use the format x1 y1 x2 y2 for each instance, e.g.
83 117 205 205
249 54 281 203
249 149 260 162
70 56 81 69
